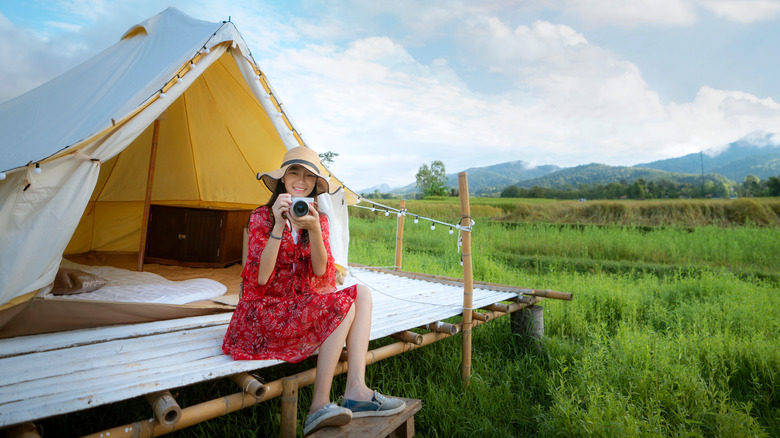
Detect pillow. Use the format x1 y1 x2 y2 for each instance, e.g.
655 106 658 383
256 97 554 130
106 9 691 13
51 268 108 296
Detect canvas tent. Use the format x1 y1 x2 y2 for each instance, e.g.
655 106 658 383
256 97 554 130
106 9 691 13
0 7 353 337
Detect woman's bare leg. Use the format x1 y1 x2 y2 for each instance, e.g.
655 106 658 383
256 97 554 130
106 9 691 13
310 304 355 414
343 284 374 400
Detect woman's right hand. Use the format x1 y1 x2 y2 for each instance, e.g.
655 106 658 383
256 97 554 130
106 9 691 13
272 194 292 223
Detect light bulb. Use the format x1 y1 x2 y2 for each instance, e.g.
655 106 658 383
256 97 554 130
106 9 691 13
176 76 182 83
371 208 376 212
430 223 435 230
33 163 41 174
0 172 6 180
159 91 166 98
191 61 197 69
204 47 210 54
385 211 389 216
449 227 454 235
356 198 361 204
414 218 418 224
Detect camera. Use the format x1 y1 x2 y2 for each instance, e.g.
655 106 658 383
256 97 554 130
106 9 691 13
290 197 314 217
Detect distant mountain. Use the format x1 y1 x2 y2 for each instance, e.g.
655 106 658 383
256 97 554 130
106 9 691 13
515 163 733 189
357 183 392 194
382 160 560 196
360 137 780 196
635 141 780 181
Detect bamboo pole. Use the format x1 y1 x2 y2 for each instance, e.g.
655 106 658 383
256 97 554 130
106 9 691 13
228 372 268 399
458 172 473 388
137 119 161 272
395 199 405 269
426 321 460 335
145 390 181 426
5 422 40 438
471 312 490 323
280 376 298 438
390 330 423 345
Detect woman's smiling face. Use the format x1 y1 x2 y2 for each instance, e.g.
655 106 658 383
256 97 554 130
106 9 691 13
282 164 317 197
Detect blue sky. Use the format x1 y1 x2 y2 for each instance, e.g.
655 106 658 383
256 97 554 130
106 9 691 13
2 0 780 190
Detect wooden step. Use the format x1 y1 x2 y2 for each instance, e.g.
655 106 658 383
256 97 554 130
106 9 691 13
309 398 421 438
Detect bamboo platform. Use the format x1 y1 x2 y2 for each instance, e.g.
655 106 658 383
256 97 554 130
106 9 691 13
0 267 519 431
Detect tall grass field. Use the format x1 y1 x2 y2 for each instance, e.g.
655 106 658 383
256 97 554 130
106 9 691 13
39 198 779 437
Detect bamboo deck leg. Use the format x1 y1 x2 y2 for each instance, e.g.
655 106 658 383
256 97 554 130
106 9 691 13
145 390 181 426
458 172 474 388
229 372 268 399
5 422 41 438
280 376 299 438
395 199 406 269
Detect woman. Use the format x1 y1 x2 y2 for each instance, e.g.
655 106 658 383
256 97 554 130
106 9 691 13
222 146 404 435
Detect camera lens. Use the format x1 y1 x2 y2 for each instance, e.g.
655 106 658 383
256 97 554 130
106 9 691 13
292 200 309 217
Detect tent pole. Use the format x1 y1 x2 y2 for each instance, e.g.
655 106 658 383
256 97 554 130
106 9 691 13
458 172 473 388
138 119 161 272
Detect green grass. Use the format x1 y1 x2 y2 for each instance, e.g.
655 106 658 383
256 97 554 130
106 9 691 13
40 199 780 437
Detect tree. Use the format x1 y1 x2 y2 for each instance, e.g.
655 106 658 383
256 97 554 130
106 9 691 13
415 160 447 196
768 175 780 196
501 185 522 198
318 151 339 166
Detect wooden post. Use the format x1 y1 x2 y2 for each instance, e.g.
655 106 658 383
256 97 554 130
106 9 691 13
511 305 544 352
458 172 473 388
395 199 406 269
280 376 299 438
137 119 161 272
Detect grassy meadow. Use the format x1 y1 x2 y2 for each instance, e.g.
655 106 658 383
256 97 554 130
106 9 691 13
347 197 780 437
40 197 779 437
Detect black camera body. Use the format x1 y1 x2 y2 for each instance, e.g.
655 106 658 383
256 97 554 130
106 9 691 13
290 197 314 217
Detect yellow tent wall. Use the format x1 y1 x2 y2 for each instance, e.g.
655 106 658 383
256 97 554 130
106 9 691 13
66 52 285 254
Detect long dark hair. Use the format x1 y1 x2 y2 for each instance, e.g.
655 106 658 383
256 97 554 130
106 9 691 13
264 177 319 245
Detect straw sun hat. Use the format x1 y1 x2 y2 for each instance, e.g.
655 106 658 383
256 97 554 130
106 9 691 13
257 146 339 196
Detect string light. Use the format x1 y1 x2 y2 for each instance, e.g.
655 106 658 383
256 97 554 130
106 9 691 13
430 222 435 231
449 226 454 235
176 75 182 84
203 47 210 54
33 163 41 174
190 60 197 69
414 217 419 224
0 172 6 180
159 91 166 98
384 211 390 216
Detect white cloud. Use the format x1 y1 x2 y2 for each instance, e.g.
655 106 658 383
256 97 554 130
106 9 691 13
564 0 698 27
696 0 780 23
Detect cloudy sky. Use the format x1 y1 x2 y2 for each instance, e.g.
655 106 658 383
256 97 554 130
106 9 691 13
2 1 780 190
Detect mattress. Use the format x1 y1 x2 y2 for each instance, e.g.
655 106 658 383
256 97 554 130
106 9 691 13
53 260 227 305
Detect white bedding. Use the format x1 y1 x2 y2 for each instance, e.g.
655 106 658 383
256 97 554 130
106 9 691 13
54 260 227 305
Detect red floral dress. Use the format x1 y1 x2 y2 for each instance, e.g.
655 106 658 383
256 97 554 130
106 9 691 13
222 206 357 363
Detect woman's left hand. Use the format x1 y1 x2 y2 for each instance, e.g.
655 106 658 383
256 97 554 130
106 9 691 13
287 202 321 233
